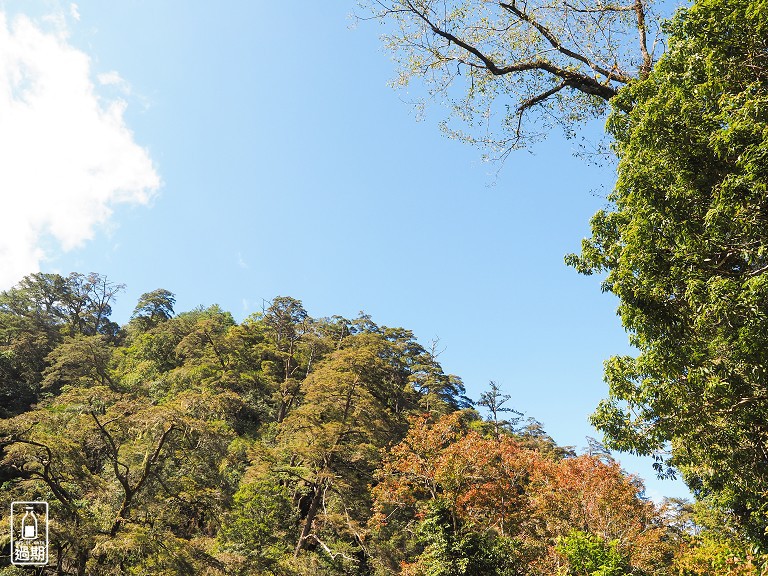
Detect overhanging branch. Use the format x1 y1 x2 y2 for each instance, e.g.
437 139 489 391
499 1 632 83
404 0 620 104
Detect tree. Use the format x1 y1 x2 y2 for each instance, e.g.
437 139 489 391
42 335 117 393
130 288 176 331
410 358 470 415
360 0 663 153
218 476 297 573
477 380 522 438
0 384 239 575
403 500 516 576
264 296 311 423
555 530 627 576
528 455 668 574
567 0 768 546
371 413 670 575
55 272 124 339
3 273 709 573
279 333 413 563
0 273 123 416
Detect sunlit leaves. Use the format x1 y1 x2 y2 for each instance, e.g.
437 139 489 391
569 0 768 546
362 0 663 152
371 413 669 575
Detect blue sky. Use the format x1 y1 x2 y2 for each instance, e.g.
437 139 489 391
0 1 690 500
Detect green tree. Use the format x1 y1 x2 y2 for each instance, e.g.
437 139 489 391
218 476 297 574
0 384 239 575
405 501 518 576
264 296 311 423
275 323 464 570
567 0 768 546
58 272 124 339
129 288 176 332
0 273 123 416
477 380 522 438
41 334 117 394
555 530 628 576
279 333 409 563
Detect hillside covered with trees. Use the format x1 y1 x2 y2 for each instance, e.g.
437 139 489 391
0 272 764 575
1 0 767 573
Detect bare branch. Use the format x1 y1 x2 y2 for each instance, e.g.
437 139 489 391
563 2 634 13
633 0 653 77
517 80 569 111
307 534 360 563
4 437 78 514
90 411 130 483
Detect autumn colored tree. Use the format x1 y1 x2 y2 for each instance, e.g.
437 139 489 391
371 412 673 575
0 271 694 575
528 455 670 574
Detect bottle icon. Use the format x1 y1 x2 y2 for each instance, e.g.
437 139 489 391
21 506 38 540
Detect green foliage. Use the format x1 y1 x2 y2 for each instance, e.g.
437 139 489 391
42 334 117 393
0 272 477 575
130 288 176 332
0 269 750 574
0 272 123 416
567 0 768 546
555 531 627 576
218 477 296 572
408 501 519 576
1 382 238 574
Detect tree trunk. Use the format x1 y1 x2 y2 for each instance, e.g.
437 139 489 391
294 483 323 557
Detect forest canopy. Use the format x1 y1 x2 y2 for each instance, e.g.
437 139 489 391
1 0 767 573
367 0 768 563
0 272 765 575
567 0 768 548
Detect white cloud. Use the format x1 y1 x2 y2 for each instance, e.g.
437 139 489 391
97 70 130 93
69 4 80 22
0 11 160 289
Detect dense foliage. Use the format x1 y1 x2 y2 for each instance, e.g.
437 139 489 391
0 272 762 575
567 0 768 547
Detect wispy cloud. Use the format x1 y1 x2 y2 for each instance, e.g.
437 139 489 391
0 10 160 289
97 70 131 93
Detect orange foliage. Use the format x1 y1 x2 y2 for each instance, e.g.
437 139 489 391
372 412 672 574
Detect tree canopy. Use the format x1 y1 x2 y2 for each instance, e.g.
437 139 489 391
2 0 765 572
360 0 665 152
2 271 740 575
367 0 768 562
567 0 768 546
